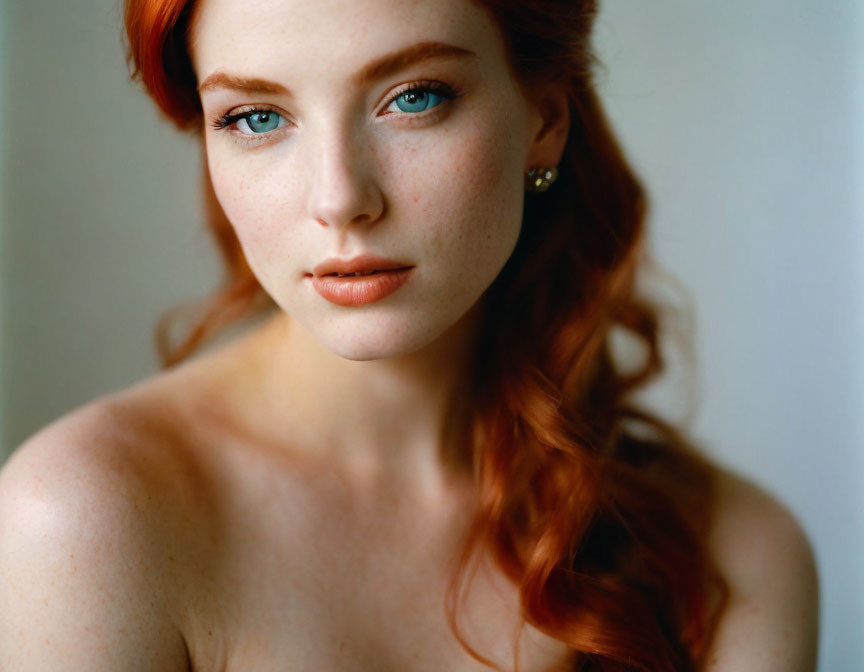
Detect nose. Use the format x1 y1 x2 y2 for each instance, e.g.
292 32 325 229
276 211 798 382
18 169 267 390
305 122 384 233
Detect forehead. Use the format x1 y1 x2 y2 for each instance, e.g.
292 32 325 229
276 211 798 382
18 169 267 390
190 0 504 84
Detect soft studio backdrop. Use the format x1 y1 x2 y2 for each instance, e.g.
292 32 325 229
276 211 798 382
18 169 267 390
0 1 861 669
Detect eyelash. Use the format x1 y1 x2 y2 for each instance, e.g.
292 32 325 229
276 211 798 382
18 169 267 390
209 80 461 145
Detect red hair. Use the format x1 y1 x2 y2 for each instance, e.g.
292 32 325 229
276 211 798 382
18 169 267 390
124 1 728 669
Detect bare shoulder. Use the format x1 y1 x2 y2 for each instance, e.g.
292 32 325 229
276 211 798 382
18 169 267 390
703 465 819 671
0 398 162 542
0 398 193 670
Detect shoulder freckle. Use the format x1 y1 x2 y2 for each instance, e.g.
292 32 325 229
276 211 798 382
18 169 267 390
0 400 167 543
0 402 193 668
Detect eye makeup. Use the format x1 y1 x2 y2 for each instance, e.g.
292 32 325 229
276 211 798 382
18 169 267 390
208 79 462 146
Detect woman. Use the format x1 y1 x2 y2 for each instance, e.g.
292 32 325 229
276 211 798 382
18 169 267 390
0 0 818 669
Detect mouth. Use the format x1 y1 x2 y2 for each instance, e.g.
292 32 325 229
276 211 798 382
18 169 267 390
307 266 416 306
311 254 414 278
321 267 413 278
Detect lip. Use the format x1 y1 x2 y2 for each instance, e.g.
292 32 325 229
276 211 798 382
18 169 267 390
308 267 415 306
312 254 414 277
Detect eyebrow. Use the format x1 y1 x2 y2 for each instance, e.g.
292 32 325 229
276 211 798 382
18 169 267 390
198 41 478 96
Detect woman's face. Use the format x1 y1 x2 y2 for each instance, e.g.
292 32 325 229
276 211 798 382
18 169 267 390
190 0 548 361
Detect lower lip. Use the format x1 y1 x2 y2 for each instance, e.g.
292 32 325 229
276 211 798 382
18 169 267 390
309 267 415 306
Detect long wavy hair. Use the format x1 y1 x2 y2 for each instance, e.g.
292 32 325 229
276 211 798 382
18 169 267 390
124 0 728 669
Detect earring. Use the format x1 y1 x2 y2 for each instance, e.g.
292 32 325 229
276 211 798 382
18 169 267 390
525 166 559 193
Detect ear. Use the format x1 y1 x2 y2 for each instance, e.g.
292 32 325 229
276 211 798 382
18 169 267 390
523 84 571 171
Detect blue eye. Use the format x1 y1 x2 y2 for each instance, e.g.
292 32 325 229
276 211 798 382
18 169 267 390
210 81 460 142
384 82 458 116
388 88 444 114
240 110 283 134
210 108 287 136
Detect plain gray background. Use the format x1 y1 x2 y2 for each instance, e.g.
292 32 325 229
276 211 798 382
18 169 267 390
1 1 861 669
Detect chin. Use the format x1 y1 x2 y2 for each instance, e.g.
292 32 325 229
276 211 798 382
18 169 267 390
319 320 446 362
281 279 488 363
307 300 481 363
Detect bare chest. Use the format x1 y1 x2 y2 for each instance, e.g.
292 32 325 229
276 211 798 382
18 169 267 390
175 463 575 672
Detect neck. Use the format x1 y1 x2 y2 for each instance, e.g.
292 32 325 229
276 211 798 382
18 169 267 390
236 303 484 497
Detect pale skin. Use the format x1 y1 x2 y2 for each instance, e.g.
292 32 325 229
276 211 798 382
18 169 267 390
0 0 818 669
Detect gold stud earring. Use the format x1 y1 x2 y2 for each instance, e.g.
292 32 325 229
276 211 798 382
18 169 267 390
525 166 559 193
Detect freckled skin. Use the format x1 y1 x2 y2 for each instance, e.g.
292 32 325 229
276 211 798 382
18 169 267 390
0 1 820 669
191 0 552 362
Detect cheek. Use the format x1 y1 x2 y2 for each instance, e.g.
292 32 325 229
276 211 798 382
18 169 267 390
207 151 302 269
211 163 272 237
404 113 524 277
205 99 525 285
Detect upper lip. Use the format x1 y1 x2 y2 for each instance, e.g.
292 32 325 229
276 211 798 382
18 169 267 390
312 254 414 277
